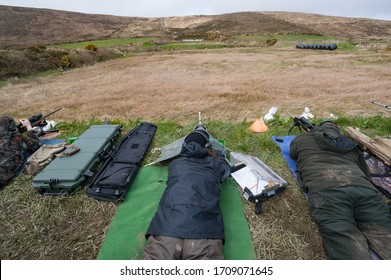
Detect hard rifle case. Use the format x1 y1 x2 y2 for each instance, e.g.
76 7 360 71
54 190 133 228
32 124 121 195
86 122 157 201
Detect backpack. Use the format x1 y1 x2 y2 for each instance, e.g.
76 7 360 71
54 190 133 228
0 116 20 188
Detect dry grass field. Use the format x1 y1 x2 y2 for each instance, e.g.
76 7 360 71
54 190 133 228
2 47 391 122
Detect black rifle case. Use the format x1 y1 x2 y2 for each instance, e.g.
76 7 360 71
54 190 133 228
86 122 157 201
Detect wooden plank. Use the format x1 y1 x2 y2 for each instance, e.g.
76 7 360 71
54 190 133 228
345 126 391 166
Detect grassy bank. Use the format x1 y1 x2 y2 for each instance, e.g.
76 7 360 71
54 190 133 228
0 115 389 260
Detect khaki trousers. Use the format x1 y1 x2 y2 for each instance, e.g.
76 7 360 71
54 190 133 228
141 235 224 260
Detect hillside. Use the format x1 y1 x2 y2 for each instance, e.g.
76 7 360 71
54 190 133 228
112 11 391 41
0 5 132 48
1 5 391 48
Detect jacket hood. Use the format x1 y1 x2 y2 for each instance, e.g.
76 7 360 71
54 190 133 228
318 121 340 138
180 142 209 158
313 125 358 153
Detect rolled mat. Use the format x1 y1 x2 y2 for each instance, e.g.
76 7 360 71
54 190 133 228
97 166 256 260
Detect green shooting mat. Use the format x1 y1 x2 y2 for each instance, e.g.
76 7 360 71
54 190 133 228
97 166 256 260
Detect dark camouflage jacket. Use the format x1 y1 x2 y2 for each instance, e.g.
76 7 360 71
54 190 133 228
0 116 40 188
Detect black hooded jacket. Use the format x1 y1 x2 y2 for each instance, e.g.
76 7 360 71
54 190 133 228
146 141 231 241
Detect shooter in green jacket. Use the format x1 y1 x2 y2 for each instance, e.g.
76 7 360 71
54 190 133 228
290 121 391 260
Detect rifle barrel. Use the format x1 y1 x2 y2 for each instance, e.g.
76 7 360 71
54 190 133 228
42 108 62 119
372 101 391 109
18 108 62 132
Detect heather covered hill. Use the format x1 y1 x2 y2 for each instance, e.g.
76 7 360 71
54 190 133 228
1 5 391 48
0 5 132 48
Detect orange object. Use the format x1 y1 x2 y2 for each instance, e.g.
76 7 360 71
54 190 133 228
249 119 269 133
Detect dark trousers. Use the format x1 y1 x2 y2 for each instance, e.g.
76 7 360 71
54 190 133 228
308 186 391 260
141 235 224 260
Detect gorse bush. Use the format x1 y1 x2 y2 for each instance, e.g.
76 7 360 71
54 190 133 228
60 54 71 68
84 43 98 52
266 38 278 46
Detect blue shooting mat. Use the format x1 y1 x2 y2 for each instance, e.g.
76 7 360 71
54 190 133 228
271 135 298 178
39 138 66 145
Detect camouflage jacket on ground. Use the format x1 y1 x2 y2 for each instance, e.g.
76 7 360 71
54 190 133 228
0 116 40 187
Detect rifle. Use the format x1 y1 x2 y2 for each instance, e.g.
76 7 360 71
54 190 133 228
372 101 391 110
288 113 315 134
17 108 62 133
193 111 207 131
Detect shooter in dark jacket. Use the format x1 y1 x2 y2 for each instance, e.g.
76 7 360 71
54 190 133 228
142 130 231 260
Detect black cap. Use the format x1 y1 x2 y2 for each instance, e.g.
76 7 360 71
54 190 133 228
184 130 209 147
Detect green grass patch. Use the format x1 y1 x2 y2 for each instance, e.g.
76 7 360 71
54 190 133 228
49 38 155 49
233 34 356 50
0 80 8 87
162 42 233 50
235 34 332 41
334 41 357 51
20 69 63 81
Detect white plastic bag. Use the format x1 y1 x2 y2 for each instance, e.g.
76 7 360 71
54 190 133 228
264 107 278 121
300 107 314 119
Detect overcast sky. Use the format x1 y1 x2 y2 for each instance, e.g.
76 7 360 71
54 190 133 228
0 0 390 20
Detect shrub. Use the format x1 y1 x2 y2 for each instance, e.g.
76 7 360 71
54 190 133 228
96 48 116 61
0 50 30 78
84 43 98 52
266 38 278 47
60 54 71 69
26 45 46 53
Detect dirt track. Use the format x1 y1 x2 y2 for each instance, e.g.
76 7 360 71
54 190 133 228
1 47 391 123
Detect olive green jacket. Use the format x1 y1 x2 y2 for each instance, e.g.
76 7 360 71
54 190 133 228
290 125 375 194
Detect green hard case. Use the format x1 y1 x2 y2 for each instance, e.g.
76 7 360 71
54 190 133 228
32 124 120 195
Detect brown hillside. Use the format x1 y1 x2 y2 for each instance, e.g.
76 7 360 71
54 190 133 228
266 12 391 40
1 5 391 49
0 5 132 48
111 12 317 38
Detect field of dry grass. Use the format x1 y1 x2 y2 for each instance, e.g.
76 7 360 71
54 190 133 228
1 47 390 122
1 45 390 260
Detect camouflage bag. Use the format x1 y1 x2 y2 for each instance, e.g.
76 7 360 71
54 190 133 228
364 152 391 199
0 116 20 188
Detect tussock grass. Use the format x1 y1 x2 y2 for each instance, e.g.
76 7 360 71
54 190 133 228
1 115 388 259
